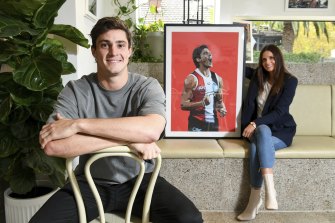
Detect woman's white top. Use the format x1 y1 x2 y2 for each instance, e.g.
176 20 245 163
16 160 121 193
257 81 272 117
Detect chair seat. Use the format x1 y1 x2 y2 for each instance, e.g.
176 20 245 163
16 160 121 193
90 212 142 223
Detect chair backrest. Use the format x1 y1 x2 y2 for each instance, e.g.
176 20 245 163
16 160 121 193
66 146 162 223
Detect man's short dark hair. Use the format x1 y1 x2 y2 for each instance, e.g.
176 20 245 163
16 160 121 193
90 17 132 49
192 44 209 68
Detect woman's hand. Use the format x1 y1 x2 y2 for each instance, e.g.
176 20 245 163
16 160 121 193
242 124 256 139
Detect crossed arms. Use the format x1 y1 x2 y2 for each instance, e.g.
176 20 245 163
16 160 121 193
39 113 166 160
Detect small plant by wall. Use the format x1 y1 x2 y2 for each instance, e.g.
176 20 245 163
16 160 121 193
113 0 164 63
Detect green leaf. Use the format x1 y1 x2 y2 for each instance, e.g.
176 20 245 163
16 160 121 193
26 148 54 175
43 81 63 99
32 0 66 29
7 106 30 126
61 61 76 75
47 157 66 187
41 38 76 74
50 24 90 48
0 94 11 123
0 72 12 84
9 162 36 194
0 14 41 38
49 166 66 188
9 84 43 106
25 148 66 187
13 54 62 91
30 97 56 122
0 157 11 177
10 117 40 141
0 41 29 63
120 6 129 14
0 127 19 158
124 19 133 29
0 0 46 18
149 5 157 14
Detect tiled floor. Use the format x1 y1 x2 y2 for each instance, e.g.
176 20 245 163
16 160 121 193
202 211 335 223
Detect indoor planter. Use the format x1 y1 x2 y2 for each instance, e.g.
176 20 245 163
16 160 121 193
4 179 57 223
134 19 164 62
0 0 89 222
113 0 164 62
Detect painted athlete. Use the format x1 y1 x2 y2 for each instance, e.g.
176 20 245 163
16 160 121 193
181 44 227 131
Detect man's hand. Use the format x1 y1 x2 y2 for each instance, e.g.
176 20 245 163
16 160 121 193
39 113 78 149
216 102 227 117
202 95 210 106
129 142 161 160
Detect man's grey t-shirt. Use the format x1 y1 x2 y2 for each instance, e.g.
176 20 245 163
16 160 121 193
48 72 166 184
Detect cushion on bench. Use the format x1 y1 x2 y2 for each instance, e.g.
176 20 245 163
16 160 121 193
217 139 247 158
157 139 224 158
290 85 332 136
279 136 335 158
218 136 335 159
332 85 335 137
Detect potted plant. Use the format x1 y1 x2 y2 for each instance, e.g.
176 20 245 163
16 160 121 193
112 0 164 62
133 18 164 62
0 0 89 222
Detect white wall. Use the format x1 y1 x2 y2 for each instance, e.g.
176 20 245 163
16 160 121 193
55 0 99 85
98 0 335 24
55 0 138 85
55 0 335 85
220 0 335 23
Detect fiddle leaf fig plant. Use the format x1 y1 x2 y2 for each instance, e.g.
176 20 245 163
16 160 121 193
0 0 89 195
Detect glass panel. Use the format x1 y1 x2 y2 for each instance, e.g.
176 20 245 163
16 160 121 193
137 0 216 24
251 21 335 63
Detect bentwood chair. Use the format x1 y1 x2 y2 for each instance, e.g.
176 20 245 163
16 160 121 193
66 146 162 223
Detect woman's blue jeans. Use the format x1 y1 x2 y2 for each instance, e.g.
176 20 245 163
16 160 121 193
249 124 287 188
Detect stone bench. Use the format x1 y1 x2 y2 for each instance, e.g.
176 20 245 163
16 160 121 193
157 84 335 213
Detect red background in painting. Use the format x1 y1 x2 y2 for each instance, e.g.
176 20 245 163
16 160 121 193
170 31 239 132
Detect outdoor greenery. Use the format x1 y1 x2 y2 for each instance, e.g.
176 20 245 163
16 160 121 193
113 0 164 62
254 51 321 63
253 21 335 62
132 18 164 62
0 0 89 195
113 0 138 29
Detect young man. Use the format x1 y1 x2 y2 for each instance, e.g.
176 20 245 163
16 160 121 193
181 44 227 132
30 17 203 223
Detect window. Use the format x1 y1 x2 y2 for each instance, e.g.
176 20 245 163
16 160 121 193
250 21 335 63
137 0 216 24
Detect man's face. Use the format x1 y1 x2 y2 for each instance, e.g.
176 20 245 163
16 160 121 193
91 29 132 76
198 48 213 68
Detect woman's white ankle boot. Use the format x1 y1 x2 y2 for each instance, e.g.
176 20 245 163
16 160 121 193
237 188 262 221
263 174 278 210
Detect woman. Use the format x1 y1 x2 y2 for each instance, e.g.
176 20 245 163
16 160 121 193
237 44 298 221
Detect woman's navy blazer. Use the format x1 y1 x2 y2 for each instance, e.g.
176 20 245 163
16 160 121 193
241 71 298 146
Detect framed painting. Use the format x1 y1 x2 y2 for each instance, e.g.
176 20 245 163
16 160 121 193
164 24 245 138
233 20 255 63
85 0 97 21
285 0 329 11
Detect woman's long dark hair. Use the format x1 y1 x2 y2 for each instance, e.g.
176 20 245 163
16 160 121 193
257 44 292 96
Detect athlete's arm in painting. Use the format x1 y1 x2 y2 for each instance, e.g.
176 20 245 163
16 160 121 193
180 74 209 110
215 76 227 117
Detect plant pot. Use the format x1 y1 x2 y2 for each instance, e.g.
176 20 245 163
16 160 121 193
4 183 58 223
143 31 164 60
